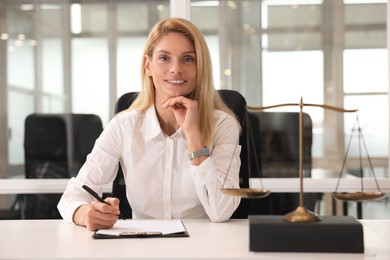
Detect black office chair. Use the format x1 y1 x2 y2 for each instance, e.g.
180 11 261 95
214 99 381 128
111 92 138 219
111 90 253 219
71 114 105 175
0 198 22 220
246 111 322 214
22 113 103 219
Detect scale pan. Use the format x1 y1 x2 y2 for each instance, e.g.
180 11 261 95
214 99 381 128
332 191 386 202
221 188 271 198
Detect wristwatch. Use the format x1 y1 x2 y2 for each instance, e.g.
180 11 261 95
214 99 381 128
188 146 210 160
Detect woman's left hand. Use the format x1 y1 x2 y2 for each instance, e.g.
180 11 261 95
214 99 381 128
162 96 206 165
162 96 200 131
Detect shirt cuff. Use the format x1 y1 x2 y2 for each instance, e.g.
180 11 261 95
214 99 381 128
190 157 216 185
58 200 87 224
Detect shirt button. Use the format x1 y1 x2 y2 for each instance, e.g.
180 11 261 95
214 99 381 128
166 164 171 169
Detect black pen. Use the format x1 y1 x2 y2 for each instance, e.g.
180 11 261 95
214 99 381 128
82 184 126 220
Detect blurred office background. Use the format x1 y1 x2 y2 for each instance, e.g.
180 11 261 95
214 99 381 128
0 0 388 218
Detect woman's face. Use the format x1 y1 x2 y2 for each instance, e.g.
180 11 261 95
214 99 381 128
144 32 197 101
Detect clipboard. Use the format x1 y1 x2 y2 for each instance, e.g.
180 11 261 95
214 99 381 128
92 219 189 239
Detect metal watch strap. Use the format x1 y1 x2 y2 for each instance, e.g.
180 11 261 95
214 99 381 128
188 146 210 160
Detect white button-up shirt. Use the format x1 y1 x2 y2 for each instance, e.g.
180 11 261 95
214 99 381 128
58 106 241 223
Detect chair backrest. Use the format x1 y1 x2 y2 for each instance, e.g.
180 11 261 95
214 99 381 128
24 113 104 178
246 111 312 178
115 92 139 113
71 114 104 175
245 110 319 215
111 90 250 219
218 89 247 126
24 114 69 179
217 90 251 218
23 113 103 219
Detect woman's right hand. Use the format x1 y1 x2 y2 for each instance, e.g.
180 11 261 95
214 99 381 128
73 197 121 231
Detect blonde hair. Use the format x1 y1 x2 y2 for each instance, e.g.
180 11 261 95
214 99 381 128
130 17 237 146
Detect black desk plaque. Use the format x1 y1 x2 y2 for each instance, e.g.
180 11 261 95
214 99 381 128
249 215 364 253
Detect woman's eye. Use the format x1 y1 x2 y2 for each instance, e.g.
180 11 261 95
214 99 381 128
159 56 169 62
183 56 194 63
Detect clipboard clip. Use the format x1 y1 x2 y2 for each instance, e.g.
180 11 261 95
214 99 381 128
119 231 163 237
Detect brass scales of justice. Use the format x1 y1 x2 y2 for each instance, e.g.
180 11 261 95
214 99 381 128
221 97 386 223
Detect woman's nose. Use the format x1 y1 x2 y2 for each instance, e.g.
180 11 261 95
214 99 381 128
170 60 183 74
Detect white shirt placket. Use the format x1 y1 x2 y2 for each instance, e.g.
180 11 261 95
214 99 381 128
163 137 174 219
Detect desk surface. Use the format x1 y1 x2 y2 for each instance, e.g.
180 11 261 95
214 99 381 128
0 219 389 260
1 178 390 194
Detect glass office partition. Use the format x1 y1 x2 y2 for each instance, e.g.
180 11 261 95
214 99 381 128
116 1 170 97
72 1 169 125
2 0 170 176
6 3 68 168
191 0 325 160
72 37 110 123
8 92 34 165
41 4 65 97
6 7 35 91
71 2 109 124
190 0 387 168
343 2 388 161
190 0 388 218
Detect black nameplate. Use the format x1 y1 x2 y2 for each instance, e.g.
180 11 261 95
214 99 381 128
249 215 364 253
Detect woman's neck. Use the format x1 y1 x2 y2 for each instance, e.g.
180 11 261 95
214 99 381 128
155 105 180 136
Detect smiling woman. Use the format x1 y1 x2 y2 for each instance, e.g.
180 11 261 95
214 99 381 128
144 32 198 136
57 17 242 231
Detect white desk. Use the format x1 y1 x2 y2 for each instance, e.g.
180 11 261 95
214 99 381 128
0 219 389 260
1 178 390 194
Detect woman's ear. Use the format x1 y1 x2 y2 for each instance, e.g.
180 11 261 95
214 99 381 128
144 55 152 76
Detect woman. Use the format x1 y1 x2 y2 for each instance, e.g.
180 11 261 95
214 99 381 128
58 17 241 231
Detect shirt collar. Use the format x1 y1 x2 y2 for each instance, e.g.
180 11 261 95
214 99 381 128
144 106 162 142
144 106 185 141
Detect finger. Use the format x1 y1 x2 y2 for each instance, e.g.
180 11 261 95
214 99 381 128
162 96 180 108
85 218 117 231
84 204 118 231
105 197 120 208
90 210 119 225
91 200 120 216
162 96 189 109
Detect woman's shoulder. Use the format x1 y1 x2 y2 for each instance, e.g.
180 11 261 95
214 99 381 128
214 109 234 120
111 109 146 127
212 109 240 141
213 109 238 127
